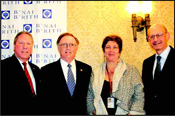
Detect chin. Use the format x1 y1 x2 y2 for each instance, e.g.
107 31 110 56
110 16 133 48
154 45 162 50
107 59 115 62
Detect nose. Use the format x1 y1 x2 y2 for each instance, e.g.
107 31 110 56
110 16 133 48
154 36 158 41
23 43 28 48
66 44 70 49
110 47 115 51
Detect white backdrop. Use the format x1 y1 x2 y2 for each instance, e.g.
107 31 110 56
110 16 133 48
1 1 67 68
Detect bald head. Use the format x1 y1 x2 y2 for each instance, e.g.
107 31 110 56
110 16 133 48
148 24 167 35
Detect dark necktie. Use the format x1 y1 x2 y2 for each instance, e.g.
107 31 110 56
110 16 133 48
22 62 35 97
67 64 75 96
154 56 161 81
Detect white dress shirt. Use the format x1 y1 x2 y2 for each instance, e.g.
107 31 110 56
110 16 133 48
60 58 77 83
16 55 37 95
153 46 171 79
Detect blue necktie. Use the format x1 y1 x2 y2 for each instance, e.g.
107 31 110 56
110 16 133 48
67 64 75 96
154 56 161 80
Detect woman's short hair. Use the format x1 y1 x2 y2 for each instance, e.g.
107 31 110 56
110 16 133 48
102 35 122 53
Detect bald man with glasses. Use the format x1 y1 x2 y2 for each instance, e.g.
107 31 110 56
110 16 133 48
142 24 175 115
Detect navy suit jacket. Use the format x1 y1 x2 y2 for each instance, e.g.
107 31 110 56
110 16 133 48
39 59 92 115
1 54 41 115
142 46 175 115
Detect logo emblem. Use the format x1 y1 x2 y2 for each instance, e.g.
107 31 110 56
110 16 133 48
42 9 52 19
1 10 10 20
24 1 33 4
1 40 10 49
23 24 32 33
43 39 52 48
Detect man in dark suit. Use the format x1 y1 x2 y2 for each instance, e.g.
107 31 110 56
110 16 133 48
142 24 175 115
40 32 92 115
1 31 40 115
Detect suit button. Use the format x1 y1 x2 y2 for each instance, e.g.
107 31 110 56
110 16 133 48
155 95 157 98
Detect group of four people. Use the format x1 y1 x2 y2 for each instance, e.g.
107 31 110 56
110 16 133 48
1 24 175 115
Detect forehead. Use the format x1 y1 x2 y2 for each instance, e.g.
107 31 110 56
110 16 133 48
106 41 118 45
17 34 33 41
60 35 76 43
148 25 165 35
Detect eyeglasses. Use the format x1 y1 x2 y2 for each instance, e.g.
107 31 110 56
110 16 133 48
147 33 165 40
59 43 77 48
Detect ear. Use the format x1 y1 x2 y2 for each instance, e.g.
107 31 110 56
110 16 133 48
118 52 121 58
166 32 170 41
57 44 60 52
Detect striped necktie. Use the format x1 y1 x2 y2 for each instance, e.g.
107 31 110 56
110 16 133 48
67 64 75 96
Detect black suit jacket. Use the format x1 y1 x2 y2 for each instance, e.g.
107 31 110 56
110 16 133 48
142 46 175 115
39 59 92 115
1 54 41 115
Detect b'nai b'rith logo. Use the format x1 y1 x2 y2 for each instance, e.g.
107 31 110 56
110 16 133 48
23 24 32 33
1 40 10 49
42 39 52 48
1 10 10 20
42 9 52 19
24 1 33 4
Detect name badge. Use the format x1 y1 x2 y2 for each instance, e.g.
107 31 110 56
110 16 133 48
107 97 115 108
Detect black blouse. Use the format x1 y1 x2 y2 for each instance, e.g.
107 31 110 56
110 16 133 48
101 80 117 115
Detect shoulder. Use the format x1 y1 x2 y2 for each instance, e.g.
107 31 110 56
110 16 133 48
1 54 17 66
29 62 40 70
1 57 11 64
143 54 155 64
75 60 92 69
124 63 142 84
41 60 60 69
125 63 139 74
169 46 175 55
1 57 13 71
2 55 13 62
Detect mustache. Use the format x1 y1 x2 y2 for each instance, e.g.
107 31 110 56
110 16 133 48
153 41 161 45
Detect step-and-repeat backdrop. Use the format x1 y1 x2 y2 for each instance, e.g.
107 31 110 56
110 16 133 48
1 1 67 68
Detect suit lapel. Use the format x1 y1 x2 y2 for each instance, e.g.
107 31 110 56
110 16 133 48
12 54 28 78
148 55 155 82
73 60 84 96
57 59 69 85
29 62 37 78
161 47 174 73
11 54 34 95
57 59 73 97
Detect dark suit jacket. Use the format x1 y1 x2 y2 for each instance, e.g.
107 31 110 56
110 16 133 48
142 46 175 115
39 59 92 115
1 54 41 115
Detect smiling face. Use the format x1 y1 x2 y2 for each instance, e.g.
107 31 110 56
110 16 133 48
57 35 78 63
14 33 34 62
148 24 170 55
104 41 121 62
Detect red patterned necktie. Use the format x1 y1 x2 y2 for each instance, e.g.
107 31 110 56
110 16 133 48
22 62 35 97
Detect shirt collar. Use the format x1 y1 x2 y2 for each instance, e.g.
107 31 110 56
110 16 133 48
15 54 29 65
60 58 75 69
156 45 170 60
